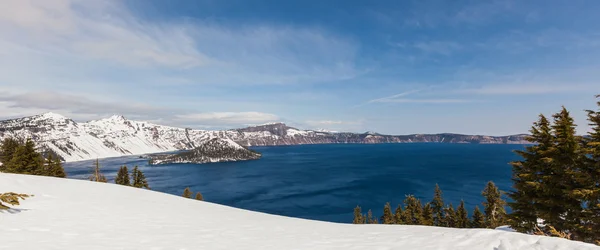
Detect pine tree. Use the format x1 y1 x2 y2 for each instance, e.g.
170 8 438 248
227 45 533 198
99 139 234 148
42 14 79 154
195 192 203 201
394 204 404 224
431 184 445 226
382 202 394 224
402 195 423 225
0 137 20 171
353 205 364 224
482 181 506 229
508 114 552 233
183 187 193 198
456 200 469 228
444 203 457 228
471 205 485 228
581 95 600 242
538 107 584 237
89 159 107 182
115 166 130 186
7 139 43 175
43 153 66 178
422 202 434 226
367 209 378 224
132 166 150 189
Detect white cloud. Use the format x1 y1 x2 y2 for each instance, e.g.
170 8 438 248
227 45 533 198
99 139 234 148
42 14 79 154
0 0 360 91
366 89 422 103
175 112 280 125
375 98 472 103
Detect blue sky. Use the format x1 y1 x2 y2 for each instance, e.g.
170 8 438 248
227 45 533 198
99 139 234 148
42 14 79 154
0 0 598 135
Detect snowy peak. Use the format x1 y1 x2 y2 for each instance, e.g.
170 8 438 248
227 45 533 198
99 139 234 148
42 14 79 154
37 112 70 122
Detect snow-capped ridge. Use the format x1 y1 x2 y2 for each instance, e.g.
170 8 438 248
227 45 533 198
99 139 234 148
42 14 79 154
36 112 70 121
0 113 530 162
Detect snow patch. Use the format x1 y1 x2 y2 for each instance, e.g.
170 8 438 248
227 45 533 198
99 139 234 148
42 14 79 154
0 174 597 250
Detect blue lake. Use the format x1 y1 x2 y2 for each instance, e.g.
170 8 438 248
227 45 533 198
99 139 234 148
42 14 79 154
64 143 525 223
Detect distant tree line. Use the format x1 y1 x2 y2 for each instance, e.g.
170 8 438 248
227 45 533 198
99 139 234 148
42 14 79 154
0 137 66 178
353 182 504 229
353 95 600 245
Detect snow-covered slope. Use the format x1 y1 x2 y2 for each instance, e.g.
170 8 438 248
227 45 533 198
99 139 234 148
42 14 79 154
0 113 221 162
0 174 597 250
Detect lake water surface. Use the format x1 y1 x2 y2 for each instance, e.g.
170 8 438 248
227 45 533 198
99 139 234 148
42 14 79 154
64 143 524 223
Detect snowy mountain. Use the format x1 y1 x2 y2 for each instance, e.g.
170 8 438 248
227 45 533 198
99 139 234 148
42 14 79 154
0 113 529 163
148 138 261 165
1 173 597 250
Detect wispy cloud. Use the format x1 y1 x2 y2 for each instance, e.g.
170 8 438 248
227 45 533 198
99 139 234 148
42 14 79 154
175 112 280 126
367 89 422 103
0 0 361 92
0 90 281 128
375 98 472 103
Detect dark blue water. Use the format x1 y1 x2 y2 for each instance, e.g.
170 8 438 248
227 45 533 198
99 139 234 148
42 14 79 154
64 143 524 223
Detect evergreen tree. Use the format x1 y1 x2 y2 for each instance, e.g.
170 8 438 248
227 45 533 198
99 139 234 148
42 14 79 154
44 153 66 178
382 202 394 224
422 202 434 226
115 166 131 186
402 195 423 225
482 181 506 229
394 204 404 224
539 107 583 237
367 209 378 224
353 205 364 224
131 166 150 189
583 95 600 242
456 200 469 228
508 114 552 233
89 159 107 182
7 139 43 175
431 184 445 226
183 187 193 198
444 204 457 228
471 206 485 228
195 192 203 201
0 137 20 171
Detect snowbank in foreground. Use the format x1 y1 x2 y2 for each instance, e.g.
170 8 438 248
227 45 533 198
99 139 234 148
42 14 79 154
0 174 597 250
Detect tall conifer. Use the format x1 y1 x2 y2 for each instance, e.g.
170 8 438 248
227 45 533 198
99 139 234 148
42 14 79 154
541 107 583 236
7 139 43 174
0 137 20 171
353 206 364 224
444 204 457 228
482 181 506 229
132 166 149 189
582 95 600 242
422 203 434 226
508 114 552 232
394 204 404 224
431 184 445 226
471 206 485 228
403 195 423 225
382 202 394 224
115 166 131 186
456 200 469 228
